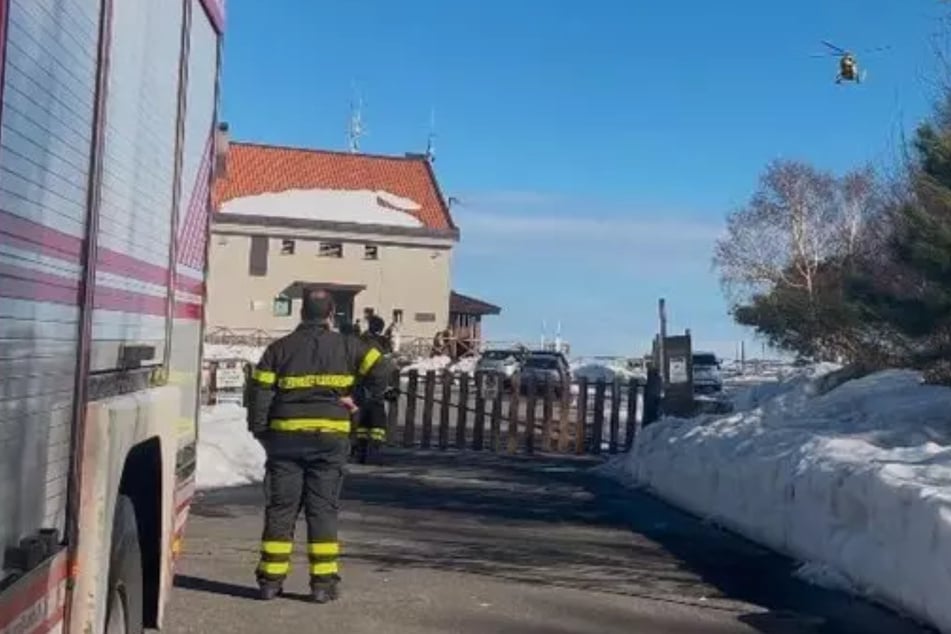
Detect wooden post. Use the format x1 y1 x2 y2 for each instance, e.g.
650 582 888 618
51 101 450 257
490 384 503 452
558 381 571 452
524 376 537 455
421 371 435 449
609 379 621 454
624 378 639 451
507 374 521 454
386 387 400 446
403 370 419 447
592 379 606 455
438 370 452 450
541 375 554 452
643 366 662 426
575 377 588 454
473 373 486 450
456 373 470 449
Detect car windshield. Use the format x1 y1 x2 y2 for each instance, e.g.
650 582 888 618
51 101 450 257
525 356 558 369
481 350 514 361
693 354 718 366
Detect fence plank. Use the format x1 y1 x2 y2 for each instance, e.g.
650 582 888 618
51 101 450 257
490 385 503 452
473 373 486 451
403 370 419 447
575 377 589 455
386 392 399 445
525 377 537 455
592 380 606 455
541 376 555 452
625 378 639 451
558 385 571 453
609 380 621 454
421 371 436 449
643 367 662 426
439 371 452 450
507 375 521 454
456 373 470 449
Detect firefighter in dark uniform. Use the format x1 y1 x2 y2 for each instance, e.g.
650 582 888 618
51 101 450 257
352 315 391 463
246 289 389 603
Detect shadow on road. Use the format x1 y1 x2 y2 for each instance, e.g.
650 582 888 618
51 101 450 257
190 449 932 634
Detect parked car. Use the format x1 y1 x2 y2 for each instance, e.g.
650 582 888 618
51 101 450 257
519 351 572 396
475 349 525 387
692 351 723 393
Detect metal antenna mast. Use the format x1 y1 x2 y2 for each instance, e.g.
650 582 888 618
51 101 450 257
347 84 366 153
425 107 436 163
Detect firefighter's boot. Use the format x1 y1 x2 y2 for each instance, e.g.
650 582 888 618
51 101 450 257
309 575 341 604
258 578 283 601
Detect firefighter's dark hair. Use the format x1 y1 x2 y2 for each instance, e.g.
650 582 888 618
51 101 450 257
367 315 385 335
301 289 335 321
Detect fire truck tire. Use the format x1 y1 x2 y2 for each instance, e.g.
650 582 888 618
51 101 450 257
105 495 145 634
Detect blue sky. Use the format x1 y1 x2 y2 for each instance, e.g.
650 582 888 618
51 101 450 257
220 0 945 357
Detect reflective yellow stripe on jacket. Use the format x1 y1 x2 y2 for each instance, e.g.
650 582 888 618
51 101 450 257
252 369 276 385
277 374 355 390
269 418 351 433
358 348 381 375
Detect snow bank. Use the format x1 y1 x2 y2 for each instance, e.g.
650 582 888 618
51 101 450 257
606 368 951 632
571 358 645 383
220 188 425 227
197 404 264 489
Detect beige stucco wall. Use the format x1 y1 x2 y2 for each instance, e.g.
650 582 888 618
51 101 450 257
206 219 454 341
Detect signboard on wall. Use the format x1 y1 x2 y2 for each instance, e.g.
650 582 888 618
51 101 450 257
669 356 688 384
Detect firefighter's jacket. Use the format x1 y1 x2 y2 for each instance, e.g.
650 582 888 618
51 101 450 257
246 321 388 440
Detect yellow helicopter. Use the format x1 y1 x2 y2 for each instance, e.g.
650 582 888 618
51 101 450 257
812 41 889 84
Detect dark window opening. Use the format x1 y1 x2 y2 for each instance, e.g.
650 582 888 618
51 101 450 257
414 312 436 323
249 236 268 276
364 244 379 260
280 239 295 255
392 309 403 324
319 242 343 258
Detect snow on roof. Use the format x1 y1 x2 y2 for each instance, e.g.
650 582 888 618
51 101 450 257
220 188 425 228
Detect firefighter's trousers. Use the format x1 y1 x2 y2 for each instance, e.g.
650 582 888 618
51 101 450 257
256 432 348 584
353 400 386 464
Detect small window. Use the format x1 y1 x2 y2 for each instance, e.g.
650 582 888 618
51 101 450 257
318 242 342 258
364 244 379 260
414 312 436 323
273 296 292 317
249 236 268 276
392 309 403 324
280 239 295 255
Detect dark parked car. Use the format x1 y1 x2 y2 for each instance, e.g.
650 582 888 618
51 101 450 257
519 352 571 396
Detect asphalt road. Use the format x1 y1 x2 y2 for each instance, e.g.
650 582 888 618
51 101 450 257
163 450 933 634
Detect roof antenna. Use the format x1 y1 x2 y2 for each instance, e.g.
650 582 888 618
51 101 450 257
347 83 366 153
425 107 436 163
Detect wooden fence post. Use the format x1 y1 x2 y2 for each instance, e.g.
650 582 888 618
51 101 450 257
490 384 503 452
592 379 606 455
558 383 571 452
609 379 621 454
403 370 419 448
624 378 639 451
524 376 537 455
542 376 555 452
438 371 452 450
507 375 521 454
420 371 436 449
575 377 588 455
456 373 470 449
473 373 486 450
643 366 662 426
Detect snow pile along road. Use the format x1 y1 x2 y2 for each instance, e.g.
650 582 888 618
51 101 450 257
605 368 951 632
197 404 265 489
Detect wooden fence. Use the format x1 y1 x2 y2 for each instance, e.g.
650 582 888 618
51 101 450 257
384 370 661 456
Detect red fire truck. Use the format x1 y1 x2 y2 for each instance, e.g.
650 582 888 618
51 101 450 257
0 0 225 632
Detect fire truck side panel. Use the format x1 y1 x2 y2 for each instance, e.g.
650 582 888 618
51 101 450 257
0 0 101 581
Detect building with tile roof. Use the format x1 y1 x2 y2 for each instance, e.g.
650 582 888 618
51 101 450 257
206 139 498 348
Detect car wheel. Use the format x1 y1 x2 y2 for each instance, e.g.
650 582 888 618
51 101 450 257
105 495 144 634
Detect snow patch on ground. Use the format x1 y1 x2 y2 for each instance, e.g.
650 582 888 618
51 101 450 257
220 188 425 227
604 367 951 632
197 404 264 489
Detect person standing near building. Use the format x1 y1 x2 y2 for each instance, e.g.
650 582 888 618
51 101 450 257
246 289 389 603
353 315 392 463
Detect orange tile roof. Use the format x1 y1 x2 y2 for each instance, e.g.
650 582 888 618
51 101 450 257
213 142 455 231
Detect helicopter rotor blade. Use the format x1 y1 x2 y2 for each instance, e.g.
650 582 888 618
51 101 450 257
821 40 847 54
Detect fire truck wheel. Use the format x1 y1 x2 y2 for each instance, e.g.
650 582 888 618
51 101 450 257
105 495 145 634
